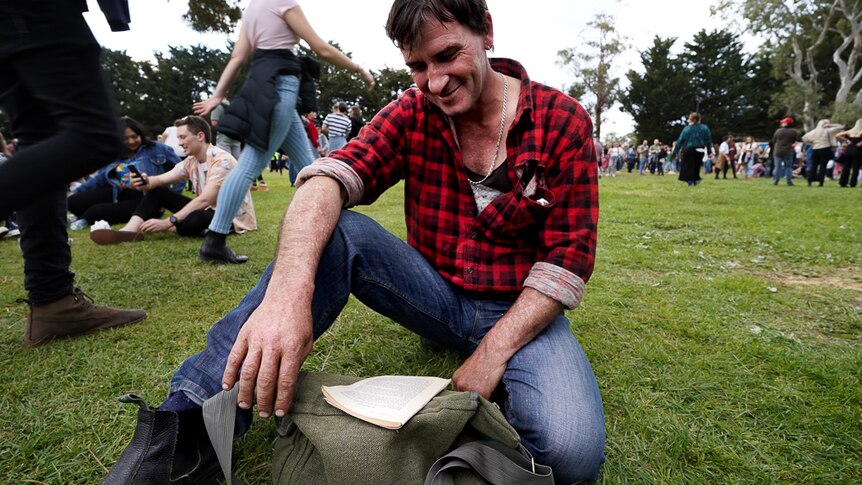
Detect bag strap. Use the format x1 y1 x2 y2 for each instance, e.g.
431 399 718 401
201 385 239 485
424 441 554 485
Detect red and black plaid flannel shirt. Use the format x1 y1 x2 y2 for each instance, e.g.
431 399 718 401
297 59 598 308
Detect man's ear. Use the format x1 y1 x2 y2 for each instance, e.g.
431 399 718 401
484 11 494 50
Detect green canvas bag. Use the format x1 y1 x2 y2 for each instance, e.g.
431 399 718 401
202 372 554 485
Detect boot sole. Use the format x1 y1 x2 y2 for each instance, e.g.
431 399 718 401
23 313 147 348
198 253 249 265
90 229 144 245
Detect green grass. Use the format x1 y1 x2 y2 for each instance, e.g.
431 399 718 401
1 171 860 484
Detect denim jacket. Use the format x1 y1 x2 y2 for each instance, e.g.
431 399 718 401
72 141 183 200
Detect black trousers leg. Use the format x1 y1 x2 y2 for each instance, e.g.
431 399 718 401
176 209 215 237
132 188 192 220
850 156 862 187
67 188 114 218
17 188 73 304
0 6 122 215
0 3 122 303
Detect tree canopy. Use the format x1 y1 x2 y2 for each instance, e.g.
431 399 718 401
99 44 414 137
715 0 862 129
557 13 626 139
620 29 780 144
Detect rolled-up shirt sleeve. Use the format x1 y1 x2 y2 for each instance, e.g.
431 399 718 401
297 93 419 206
524 97 598 309
296 158 364 207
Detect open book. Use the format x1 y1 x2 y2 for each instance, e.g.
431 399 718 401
321 375 451 429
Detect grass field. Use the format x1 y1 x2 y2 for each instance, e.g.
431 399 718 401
1 170 860 484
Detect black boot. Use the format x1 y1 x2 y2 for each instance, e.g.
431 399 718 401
102 395 224 484
199 231 248 264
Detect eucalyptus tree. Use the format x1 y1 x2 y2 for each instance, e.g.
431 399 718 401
556 13 627 139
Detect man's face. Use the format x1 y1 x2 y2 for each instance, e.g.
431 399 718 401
176 125 203 154
401 16 492 118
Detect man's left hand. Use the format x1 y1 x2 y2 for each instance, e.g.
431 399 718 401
139 218 173 233
452 349 508 400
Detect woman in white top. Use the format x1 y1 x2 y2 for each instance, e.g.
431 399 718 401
193 0 375 263
802 119 844 186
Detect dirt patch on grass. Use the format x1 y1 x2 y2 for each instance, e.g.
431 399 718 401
761 269 862 292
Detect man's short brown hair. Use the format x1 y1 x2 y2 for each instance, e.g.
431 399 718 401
386 0 489 50
175 115 211 144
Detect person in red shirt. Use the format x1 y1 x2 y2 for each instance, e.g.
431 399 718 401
104 1 603 483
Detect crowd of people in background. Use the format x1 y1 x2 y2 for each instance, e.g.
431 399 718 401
596 115 862 188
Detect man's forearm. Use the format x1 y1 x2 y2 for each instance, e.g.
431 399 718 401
452 287 564 397
264 176 346 307
474 287 564 364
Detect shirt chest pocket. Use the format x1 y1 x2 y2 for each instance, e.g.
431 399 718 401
487 161 556 237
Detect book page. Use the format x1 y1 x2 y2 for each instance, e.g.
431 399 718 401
322 375 450 429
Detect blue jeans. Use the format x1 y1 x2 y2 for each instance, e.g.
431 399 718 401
773 154 794 185
171 210 606 482
638 156 647 174
327 134 347 155
208 75 314 234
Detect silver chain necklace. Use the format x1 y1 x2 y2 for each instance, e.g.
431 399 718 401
469 75 509 186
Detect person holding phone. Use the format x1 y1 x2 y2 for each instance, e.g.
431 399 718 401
67 117 183 230
90 116 256 245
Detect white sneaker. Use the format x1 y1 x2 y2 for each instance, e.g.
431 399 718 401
69 219 89 231
0 226 8 239
6 228 20 238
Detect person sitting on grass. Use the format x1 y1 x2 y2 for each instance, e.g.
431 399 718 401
90 115 256 246
102 1 604 483
67 116 183 231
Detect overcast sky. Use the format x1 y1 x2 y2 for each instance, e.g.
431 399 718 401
84 0 745 135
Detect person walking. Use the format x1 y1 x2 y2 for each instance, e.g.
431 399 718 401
672 112 713 186
835 119 862 188
193 0 375 264
802 119 844 186
771 117 799 186
0 0 146 347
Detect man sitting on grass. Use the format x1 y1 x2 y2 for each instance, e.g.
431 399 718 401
103 1 604 483
90 115 256 249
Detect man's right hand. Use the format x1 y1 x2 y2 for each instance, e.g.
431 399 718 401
131 172 149 189
221 301 313 418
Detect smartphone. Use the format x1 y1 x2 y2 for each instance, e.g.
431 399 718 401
128 164 142 177
128 164 145 185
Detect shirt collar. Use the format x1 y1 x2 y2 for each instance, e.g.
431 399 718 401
490 58 534 127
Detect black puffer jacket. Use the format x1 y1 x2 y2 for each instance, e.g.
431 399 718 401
217 49 302 152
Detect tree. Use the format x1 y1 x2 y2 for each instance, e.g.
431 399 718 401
715 0 862 129
182 0 242 34
101 49 148 122
298 44 414 120
556 13 626 139
363 67 415 115
680 30 758 140
619 36 692 144
101 45 230 136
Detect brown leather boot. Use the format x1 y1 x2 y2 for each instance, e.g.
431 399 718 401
23 287 146 347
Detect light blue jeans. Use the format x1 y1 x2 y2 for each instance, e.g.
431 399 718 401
327 134 347 155
208 75 314 234
773 154 794 185
171 210 606 482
